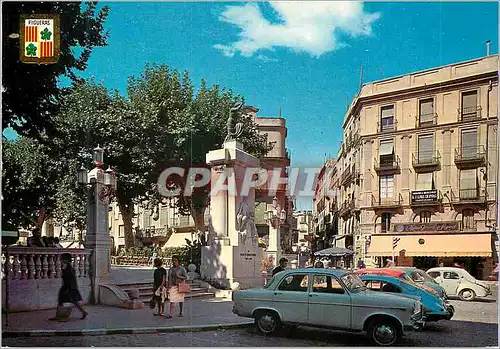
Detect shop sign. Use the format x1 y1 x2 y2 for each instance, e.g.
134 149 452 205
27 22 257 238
411 190 438 203
392 222 459 233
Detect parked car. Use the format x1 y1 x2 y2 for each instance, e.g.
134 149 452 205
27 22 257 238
360 274 454 322
390 267 447 299
426 267 492 301
355 268 442 298
232 268 424 346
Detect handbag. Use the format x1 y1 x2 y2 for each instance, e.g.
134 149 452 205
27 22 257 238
149 297 156 309
178 281 191 293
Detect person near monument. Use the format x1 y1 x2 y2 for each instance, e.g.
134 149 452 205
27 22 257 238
50 253 88 321
152 258 167 316
166 255 188 318
272 258 288 276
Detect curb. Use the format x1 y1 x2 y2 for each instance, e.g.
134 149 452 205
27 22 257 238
2 322 254 338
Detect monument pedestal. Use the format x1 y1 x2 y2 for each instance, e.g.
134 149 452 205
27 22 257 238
201 140 263 289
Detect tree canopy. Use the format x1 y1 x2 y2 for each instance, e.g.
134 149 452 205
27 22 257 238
2 1 109 138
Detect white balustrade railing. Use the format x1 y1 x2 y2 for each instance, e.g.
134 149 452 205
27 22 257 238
1 247 92 280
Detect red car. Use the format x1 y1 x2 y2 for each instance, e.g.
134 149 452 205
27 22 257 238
355 268 438 295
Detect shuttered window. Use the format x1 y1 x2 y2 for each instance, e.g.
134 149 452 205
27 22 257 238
381 105 394 131
416 173 434 190
143 209 152 227
419 98 434 124
160 207 168 227
461 91 478 118
380 139 394 155
380 175 394 200
461 129 477 159
418 134 434 162
459 169 477 199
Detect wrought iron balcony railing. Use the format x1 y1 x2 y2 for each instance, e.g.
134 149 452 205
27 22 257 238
374 155 400 173
458 106 482 121
377 119 398 133
450 188 487 204
416 113 438 128
412 150 441 171
454 145 486 168
371 193 403 209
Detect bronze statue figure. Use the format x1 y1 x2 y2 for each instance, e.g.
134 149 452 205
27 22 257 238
224 102 244 142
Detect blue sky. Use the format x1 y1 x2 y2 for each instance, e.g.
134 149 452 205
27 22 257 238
4 2 498 209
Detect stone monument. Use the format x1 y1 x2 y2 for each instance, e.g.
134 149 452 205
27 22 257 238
201 103 263 289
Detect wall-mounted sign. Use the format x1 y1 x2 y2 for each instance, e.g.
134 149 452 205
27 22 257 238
411 190 438 203
392 222 459 233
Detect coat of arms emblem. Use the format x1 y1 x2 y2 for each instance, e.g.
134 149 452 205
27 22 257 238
20 14 60 64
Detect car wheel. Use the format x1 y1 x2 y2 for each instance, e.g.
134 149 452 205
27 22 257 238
255 310 281 335
368 318 402 346
458 288 476 301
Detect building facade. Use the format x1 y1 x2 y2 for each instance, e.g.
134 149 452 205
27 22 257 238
338 54 498 279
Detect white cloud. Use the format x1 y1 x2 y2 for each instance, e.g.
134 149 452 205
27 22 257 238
214 1 380 58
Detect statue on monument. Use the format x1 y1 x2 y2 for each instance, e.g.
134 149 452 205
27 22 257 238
224 102 244 143
236 199 258 247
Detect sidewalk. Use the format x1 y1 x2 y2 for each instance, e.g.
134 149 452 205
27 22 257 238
2 298 253 337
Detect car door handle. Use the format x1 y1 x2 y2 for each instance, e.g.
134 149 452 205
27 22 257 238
309 294 318 297
274 292 283 295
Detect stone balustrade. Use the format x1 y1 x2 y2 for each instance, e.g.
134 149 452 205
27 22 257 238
2 247 93 312
2 247 92 280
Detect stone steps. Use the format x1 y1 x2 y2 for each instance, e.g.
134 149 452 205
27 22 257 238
117 280 214 304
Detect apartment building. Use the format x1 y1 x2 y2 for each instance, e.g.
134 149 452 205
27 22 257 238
338 54 498 279
312 158 340 251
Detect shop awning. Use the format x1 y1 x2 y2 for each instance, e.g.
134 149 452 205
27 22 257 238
366 233 492 257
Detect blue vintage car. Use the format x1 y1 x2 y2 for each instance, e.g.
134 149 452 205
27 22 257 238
360 274 454 323
391 267 447 299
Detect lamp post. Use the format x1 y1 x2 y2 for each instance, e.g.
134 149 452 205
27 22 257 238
265 197 286 265
77 145 117 304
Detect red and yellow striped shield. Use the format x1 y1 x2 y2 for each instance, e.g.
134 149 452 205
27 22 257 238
20 14 60 64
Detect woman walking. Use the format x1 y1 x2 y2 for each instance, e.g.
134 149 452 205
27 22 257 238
50 253 87 321
153 258 167 316
166 255 188 318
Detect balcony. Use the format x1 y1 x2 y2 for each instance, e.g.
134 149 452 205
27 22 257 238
416 113 438 128
454 146 486 169
136 227 170 239
459 220 478 232
171 216 194 228
410 189 442 207
450 188 487 206
374 155 400 174
377 120 397 133
371 194 403 209
458 106 482 121
339 200 355 218
412 150 441 172
341 166 359 186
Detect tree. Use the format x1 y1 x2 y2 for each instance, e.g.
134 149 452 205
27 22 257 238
128 64 272 239
2 2 109 138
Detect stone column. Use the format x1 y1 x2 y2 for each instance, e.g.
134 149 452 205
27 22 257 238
85 168 111 304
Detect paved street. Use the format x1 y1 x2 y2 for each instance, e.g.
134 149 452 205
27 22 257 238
3 299 497 347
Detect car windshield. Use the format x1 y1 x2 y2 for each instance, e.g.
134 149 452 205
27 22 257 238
341 273 366 293
413 270 435 283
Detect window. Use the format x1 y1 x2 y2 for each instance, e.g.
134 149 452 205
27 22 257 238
419 211 431 223
416 173 434 190
462 209 475 230
461 129 478 159
380 175 394 200
428 271 441 279
418 134 434 163
380 105 395 131
365 280 382 290
365 280 401 293
379 139 394 158
461 90 478 119
312 275 345 294
443 272 460 280
118 225 125 237
160 208 168 227
459 169 478 199
278 274 309 292
381 213 391 233
419 98 435 125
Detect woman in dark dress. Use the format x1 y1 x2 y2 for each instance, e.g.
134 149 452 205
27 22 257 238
50 253 87 321
153 258 167 316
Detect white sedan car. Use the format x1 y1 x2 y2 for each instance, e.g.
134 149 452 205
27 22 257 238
232 268 424 346
427 267 492 301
